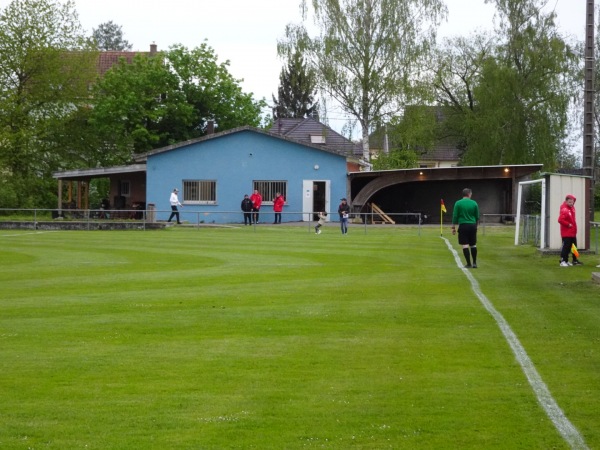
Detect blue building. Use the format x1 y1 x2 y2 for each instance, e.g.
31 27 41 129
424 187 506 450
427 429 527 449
133 126 349 224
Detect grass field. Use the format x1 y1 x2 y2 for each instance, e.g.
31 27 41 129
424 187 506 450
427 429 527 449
1 224 599 449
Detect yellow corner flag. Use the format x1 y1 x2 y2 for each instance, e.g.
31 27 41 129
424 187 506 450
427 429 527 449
571 243 580 258
440 199 447 235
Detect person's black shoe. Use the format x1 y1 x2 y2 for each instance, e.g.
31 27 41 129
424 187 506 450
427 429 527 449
572 260 583 266
464 264 472 268
472 264 478 268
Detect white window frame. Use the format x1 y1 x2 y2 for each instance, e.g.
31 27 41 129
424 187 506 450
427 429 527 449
183 180 217 205
253 180 287 205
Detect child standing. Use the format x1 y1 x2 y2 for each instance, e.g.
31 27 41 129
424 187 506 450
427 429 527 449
315 212 327 234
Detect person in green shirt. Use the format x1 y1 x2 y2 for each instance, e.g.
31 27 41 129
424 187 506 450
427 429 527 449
452 188 480 268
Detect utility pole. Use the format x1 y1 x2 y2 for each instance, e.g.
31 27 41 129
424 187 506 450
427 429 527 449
583 0 595 247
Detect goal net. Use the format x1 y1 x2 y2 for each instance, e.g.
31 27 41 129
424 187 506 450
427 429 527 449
515 179 546 248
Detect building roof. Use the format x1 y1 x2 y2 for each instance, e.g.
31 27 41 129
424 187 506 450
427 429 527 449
419 144 461 162
96 44 158 76
52 164 147 180
132 125 349 162
270 118 362 156
349 164 542 179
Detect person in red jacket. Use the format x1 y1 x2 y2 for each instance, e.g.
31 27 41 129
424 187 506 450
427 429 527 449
272 192 285 224
558 194 582 267
250 189 262 224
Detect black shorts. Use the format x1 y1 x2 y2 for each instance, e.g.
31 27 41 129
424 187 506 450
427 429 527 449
458 223 477 246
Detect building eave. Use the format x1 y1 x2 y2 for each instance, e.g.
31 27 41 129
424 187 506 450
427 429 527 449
52 164 147 180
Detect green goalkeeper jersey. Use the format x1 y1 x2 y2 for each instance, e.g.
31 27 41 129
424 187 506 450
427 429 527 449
452 197 479 225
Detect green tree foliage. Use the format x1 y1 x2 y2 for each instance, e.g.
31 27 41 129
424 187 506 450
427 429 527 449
0 0 97 207
431 33 494 156
372 149 418 170
279 0 447 162
167 44 266 134
92 20 132 51
432 0 578 169
386 105 439 152
466 0 576 168
369 106 437 169
272 50 319 119
90 53 193 155
91 43 266 154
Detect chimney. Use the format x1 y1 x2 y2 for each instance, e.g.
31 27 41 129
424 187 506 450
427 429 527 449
207 120 215 135
150 43 157 55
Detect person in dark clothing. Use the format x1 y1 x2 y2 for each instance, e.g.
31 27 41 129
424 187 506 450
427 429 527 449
338 198 350 234
241 194 254 225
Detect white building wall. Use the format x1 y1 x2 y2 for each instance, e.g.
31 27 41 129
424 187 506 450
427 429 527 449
546 174 588 250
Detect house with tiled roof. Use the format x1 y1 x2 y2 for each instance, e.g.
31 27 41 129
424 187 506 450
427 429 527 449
369 105 461 168
415 143 460 168
270 117 363 170
96 43 158 76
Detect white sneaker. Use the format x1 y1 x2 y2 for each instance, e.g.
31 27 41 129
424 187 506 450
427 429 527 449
559 261 569 267
317 229 321 234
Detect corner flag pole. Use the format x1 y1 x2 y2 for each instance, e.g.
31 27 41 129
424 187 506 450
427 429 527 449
440 199 447 236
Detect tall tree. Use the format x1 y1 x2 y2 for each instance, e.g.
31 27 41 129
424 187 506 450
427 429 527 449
279 0 447 162
167 44 266 134
272 50 319 119
90 52 192 155
464 0 578 168
92 20 132 51
0 0 97 207
431 1 578 169
90 43 266 154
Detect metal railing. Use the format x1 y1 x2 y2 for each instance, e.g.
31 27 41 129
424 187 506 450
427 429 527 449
3 208 596 248
481 213 516 236
0 208 429 234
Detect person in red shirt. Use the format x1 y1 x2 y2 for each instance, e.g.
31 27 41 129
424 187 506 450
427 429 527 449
272 192 285 224
250 190 262 224
557 194 582 267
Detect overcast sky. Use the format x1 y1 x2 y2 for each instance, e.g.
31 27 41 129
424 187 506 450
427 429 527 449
0 0 589 136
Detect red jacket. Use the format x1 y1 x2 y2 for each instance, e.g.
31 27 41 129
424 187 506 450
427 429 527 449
558 194 577 238
273 195 285 212
250 192 262 209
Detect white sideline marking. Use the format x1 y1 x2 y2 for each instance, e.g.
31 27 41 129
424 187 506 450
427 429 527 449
442 237 588 450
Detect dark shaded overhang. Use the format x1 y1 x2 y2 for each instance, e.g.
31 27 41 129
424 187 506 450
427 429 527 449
52 164 146 181
349 164 543 182
349 164 543 207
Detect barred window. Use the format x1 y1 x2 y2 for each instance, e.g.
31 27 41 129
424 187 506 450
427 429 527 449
120 180 131 197
183 180 217 204
253 180 287 205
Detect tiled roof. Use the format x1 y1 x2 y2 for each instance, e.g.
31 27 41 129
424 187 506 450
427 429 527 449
270 118 362 156
95 44 158 76
419 144 461 162
97 52 146 76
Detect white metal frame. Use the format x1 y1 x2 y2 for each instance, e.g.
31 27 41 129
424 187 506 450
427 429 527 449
515 178 546 249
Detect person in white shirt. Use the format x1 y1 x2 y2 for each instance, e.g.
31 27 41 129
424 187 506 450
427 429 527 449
168 188 182 224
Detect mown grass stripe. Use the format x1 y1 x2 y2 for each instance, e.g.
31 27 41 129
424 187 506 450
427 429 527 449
442 236 589 450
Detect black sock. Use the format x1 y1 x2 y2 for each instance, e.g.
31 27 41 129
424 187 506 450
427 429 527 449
463 248 471 265
471 247 477 265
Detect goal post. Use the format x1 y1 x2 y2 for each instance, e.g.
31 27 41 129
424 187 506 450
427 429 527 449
515 178 546 249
